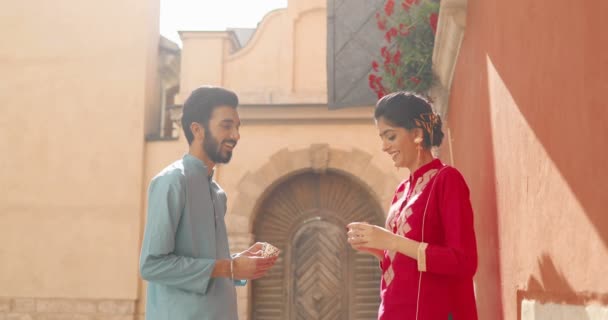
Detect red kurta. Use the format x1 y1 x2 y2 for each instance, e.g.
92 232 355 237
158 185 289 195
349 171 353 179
379 159 478 320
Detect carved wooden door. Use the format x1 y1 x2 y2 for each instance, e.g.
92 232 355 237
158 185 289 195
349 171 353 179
291 219 348 320
252 171 383 320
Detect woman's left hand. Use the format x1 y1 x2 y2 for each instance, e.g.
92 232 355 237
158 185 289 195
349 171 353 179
347 222 396 251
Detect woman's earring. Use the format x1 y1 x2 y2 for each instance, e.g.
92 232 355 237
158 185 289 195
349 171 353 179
414 137 423 150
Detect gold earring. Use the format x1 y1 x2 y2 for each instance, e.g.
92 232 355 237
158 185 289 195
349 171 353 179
414 137 422 144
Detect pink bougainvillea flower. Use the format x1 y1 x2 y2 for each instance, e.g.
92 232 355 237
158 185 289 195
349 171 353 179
368 74 378 90
383 54 391 66
381 46 390 59
376 12 387 30
393 49 401 64
399 23 411 36
384 27 398 42
430 13 439 34
369 0 437 95
384 0 395 16
374 76 386 98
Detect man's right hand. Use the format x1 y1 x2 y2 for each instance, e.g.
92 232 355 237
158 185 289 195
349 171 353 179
232 254 278 280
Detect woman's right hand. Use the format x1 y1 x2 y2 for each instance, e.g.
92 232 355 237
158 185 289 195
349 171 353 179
347 222 385 260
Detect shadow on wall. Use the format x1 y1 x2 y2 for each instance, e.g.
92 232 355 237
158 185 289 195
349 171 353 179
517 254 608 320
446 27 504 320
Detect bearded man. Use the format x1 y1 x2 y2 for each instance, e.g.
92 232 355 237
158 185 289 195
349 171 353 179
140 86 278 320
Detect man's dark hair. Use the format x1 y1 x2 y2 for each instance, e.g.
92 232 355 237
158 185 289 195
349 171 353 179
181 86 239 145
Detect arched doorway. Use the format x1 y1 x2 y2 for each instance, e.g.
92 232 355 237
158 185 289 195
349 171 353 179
252 170 385 320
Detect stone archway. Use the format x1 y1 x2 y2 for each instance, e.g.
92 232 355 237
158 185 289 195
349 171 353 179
251 170 385 320
227 144 400 320
230 144 400 234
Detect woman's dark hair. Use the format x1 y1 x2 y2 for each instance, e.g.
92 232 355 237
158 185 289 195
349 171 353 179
181 86 239 145
374 91 444 148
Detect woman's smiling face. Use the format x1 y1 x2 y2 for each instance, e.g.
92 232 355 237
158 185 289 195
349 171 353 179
376 116 420 168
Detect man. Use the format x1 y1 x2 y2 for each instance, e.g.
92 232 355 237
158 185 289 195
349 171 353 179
140 86 278 320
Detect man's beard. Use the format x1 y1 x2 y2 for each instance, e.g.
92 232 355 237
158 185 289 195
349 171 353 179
203 128 236 164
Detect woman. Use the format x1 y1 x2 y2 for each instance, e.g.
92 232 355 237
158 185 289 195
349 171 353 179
347 92 478 320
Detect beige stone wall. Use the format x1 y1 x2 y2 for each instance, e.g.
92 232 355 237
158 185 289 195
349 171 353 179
0 298 139 320
293 9 326 94
0 0 159 312
223 12 287 97
177 0 327 106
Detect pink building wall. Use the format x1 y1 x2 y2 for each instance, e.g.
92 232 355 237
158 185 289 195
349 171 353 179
446 0 608 319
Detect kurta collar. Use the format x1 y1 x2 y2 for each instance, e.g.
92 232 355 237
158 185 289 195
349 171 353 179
409 158 443 183
183 153 215 179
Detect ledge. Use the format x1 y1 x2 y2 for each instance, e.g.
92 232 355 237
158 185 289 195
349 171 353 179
431 0 468 119
237 104 374 123
145 134 179 142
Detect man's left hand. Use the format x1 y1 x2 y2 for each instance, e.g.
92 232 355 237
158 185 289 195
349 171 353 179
238 242 265 257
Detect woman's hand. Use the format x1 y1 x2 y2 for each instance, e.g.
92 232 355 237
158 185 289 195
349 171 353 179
347 222 396 252
350 245 385 260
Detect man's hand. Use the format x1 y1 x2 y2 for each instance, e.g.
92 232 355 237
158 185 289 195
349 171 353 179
238 242 265 257
232 243 279 280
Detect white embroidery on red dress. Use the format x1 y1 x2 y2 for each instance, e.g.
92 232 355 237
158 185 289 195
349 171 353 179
382 169 438 288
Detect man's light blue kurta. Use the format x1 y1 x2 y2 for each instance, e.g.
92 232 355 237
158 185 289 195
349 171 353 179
140 154 241 320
